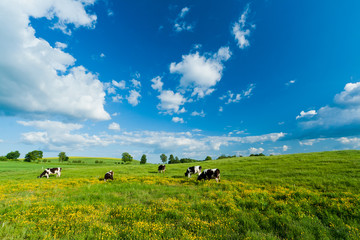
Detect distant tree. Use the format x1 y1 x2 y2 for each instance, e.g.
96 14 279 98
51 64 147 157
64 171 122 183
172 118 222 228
168 154 175 163
58 152 69 162
24 150 43 162
205 156 212 161
140 154 147 164
160 154 167 164
180 158 198 163
175 156 179 162
6 150 20 160
250 153 265 157
122 152 133 164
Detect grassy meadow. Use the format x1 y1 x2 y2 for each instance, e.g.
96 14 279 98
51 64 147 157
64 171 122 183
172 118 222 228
0 150 360 239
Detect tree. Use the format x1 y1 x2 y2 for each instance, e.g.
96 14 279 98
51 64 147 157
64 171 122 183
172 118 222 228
160 154 167 164
122 152 133 164
168 154 175 164
6 150 20 160
24 150 43 162
140 154 147 164
205 156 212 161
58 152 69 162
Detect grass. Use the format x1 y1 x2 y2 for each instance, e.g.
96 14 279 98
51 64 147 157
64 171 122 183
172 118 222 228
0 150 360 239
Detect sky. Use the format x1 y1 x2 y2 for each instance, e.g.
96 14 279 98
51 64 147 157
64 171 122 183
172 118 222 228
1 0 360 163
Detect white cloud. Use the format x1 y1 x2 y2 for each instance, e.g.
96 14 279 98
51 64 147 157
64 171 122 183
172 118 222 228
286 80 296 86
112 80 126 89
220 84 255 104
108 122 120 131
219 106 223 112
282 145 289 151
127 90 141 106
174 7 193 32
170 46 232 98
112 94 123 103
100 53 105 58
157 90 186 114
337 137 360 148
131 79 141 88
191 110 205 117
172 117 184 123
113 130 285 153
18 120 113 151
296 110 317 120
300 81 360 131
0 0 110 121
232 4 254 49
151 76 163 92
299 138 325 146
55 42 68 49
249 147 264 155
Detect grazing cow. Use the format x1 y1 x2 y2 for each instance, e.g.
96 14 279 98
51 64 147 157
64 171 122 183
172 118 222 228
185 166 202 178
38 168 62 178
197 169 220 182
104 170 114 182
158 164 166 173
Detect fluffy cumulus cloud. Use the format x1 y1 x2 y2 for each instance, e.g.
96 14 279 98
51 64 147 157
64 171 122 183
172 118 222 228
18 120 112 151
157 90 186 114
232 4 255 49
172 117 184 123
127 90 141 106
151 76 163 92
174 7 193 32
249 147 264 155
170 46 232 98
0 0 110 120
108 122 120 131
191 110 205 117
299 82 360 134
112 80 126 89
296 110 317 120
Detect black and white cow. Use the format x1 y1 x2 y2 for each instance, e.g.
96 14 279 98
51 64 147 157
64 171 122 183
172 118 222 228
104 170 114 182
158 164 166 173
197 169 220 182
38 168 62 178
185 166 202 178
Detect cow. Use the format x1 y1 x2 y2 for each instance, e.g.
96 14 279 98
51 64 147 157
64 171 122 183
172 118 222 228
38 168 62 178
158 164 166 173
185 166 202 178
104 170 114 182
197 169 220 182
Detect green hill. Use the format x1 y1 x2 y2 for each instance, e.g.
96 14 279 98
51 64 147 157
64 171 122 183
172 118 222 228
0 150 359 239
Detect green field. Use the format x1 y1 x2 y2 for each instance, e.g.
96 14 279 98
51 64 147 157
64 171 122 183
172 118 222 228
1 150 360 239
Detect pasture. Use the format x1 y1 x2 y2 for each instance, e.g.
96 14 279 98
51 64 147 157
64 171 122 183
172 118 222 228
0 150 360 239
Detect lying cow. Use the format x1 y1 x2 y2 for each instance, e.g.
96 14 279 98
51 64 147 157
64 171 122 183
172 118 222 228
197 169 220 182
38 168 62 178
104 170 114 182
185 166 202 178
158 164 166 173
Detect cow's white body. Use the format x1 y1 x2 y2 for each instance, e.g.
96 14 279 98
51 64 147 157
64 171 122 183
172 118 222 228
197 169 220 182
185 166 202 178
38 168 62 178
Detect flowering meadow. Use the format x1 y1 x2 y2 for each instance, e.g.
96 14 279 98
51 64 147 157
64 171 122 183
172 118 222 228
0 151 360 239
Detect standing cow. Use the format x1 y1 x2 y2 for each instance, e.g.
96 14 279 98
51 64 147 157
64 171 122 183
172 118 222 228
104 170 114 182
158 164 166 173
185 166 202 178
197 169 220 182
38 168 62 178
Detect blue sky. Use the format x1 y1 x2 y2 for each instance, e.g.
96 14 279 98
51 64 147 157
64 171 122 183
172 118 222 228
1 0 360 163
